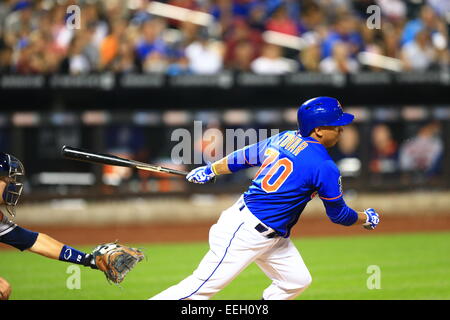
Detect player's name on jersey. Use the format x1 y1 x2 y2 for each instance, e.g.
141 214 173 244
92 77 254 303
275 133 309 156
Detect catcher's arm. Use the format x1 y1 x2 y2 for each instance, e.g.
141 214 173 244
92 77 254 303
0 277 12 300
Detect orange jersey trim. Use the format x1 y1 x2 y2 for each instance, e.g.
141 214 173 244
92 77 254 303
243 150 255 167
319 193 343 201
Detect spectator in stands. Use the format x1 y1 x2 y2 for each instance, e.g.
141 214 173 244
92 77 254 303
0 0 448 75
3 1 35 35
0 45 13 73
319 41 359 73
381 23 402 60
315 0 353 19
166 52 191 76
99 18 128 70
48 2 74 55
60 33 92 74
15 30 59 74
399 121 443 176
265 3 298 36
333 124 360 161
135 18 169 65
178 21 200 47
427 0 450 20
143 49 170 73
185 29 225 74
224 18 262 69
227 39 256 72
376 0 407 24
401 29 438 71
36 11 66 64
369 124 398 174
210 0 237 36
82 2 109 50
110 38 140 73
0 1 14 34
81 23 101 72
247 1 267 32
129 0 152 26
251 42 298 74
299 42 321 72
13 35 32 74
401 5 447 46
321 13 365 59
331 124 361 177
298 1 326 34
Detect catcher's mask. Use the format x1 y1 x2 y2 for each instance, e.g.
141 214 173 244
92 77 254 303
0 153 25 217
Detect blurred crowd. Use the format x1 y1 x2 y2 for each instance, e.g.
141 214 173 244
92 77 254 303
331 121 444 180
0 0 449 75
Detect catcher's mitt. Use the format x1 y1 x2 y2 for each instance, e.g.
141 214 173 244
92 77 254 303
91 242 145 284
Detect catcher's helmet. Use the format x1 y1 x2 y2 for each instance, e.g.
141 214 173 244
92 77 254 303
297 97 354 137
0 153 25 217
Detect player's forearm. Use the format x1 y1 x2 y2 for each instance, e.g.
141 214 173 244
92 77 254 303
211 157 232 175
211 147 257 175
323 198 359 226
29 233 64 260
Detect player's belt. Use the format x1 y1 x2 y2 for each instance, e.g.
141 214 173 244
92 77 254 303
238 202 278 239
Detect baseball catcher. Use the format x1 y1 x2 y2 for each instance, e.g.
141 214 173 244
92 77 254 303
0 153 145 299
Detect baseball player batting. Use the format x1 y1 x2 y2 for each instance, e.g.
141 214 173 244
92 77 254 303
150 96 380 300
0 153 144 299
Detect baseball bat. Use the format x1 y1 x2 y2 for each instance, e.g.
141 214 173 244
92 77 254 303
61 145 189 176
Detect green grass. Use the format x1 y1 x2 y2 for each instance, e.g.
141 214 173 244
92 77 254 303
1 232 449 300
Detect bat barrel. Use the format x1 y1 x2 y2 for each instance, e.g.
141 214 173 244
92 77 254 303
62 145 189 176
62 146 134 168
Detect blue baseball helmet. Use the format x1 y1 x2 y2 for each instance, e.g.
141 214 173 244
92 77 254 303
297 97 354 137
0 153 25 217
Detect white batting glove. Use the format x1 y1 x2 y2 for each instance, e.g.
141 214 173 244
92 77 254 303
363 208 380 230
186 162 216 184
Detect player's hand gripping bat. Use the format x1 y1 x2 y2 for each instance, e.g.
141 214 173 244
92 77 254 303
62 145 189 176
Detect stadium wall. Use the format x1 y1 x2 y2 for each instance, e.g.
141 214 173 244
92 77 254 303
11 191 450 227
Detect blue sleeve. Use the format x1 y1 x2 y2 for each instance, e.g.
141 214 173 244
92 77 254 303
0 226 38 251
226 132 284 172
315 160 343 201
322 197 358 226
315 160 358 226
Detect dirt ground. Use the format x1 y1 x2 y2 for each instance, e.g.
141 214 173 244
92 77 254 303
1 214 450 250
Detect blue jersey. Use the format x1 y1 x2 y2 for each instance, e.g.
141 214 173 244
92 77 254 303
227 130 358 237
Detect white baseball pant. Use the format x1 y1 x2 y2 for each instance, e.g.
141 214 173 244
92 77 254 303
0 210 16 237
149 196 312 300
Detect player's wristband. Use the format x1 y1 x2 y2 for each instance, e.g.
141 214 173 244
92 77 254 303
210 163 219 176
